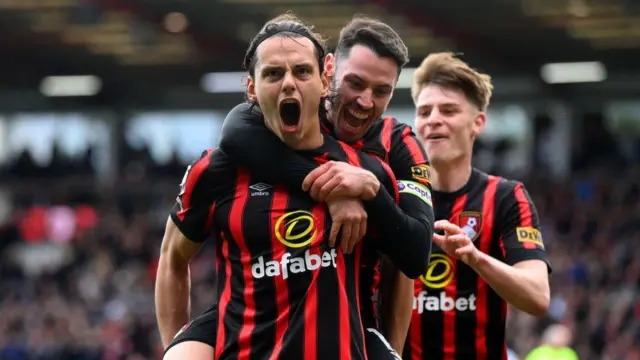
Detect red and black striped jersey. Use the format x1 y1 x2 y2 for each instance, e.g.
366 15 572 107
321 115 429 186
403 168 551 360
322 116 431 330
169 139 400 360
218 103 434 332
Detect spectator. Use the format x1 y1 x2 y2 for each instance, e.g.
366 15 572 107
525 324 578 360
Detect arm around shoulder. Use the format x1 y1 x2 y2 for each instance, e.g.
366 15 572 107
218 102 320 188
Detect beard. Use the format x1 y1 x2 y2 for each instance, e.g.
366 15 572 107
323 77 341 123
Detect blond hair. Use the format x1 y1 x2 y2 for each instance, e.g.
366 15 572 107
411 52 493 111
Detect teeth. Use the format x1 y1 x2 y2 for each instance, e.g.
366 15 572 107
347 108 369 120
282 99 297 104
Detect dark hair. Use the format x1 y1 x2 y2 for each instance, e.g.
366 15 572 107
242 12 328 77
241 12 330 119
334 15 409 74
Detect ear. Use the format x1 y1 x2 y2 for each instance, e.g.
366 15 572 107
246 75 257 103
324 53 335 77
472 112 486 137
320 69 330 97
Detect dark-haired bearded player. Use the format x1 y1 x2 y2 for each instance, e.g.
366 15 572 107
157 13 432 360
214 15 434 356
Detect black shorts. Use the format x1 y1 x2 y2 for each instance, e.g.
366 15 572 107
164 303 218 355
165 303 400 360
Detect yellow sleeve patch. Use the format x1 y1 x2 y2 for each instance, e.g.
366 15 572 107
516 227 544 248
411 164 430 186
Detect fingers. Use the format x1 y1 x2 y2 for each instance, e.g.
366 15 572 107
317 177 342 202
308 170 336 200
454 244 474 256
328 219 341 248
434 220 448 228
434 220 464 235
341 214 367 254
339 222 354 254
303 162 332 192
448 234 469 246
434 232 469 251
432 233 447 247
357 218 367 246
326 198 366 254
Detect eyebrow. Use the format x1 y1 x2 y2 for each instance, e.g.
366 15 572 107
260 61 316 69
346 73 393 90
417 102 461 110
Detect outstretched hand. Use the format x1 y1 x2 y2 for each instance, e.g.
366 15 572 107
433 220 481 266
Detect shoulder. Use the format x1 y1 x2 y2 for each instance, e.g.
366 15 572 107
473 169 521 195
225 102 264 120
380 116 414 139
367 116 411 135
480 172 535 215
190 148 236 180
381 116 422 150
385 116 411 130
495 175 530 202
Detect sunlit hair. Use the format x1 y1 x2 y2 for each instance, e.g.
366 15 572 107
411 52 493 111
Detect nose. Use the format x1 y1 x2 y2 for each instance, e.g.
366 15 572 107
415 118 429 141
356 89 373 109
426 108 445 128
416 108 442 139
282 71 295 94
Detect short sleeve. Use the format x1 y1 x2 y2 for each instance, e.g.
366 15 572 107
169 149 218 242
498 181 551 272
387 119 430 187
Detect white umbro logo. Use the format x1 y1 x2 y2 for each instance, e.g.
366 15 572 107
250 183 272 196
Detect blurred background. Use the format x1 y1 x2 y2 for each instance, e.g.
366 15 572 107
0 0 639 359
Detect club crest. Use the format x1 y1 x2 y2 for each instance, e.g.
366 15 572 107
458 211 482 242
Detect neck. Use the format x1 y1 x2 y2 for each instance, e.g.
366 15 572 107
287 118 324 150
430 155 473 193
290 132 323 150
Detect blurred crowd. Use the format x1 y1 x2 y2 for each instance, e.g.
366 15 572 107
1 135 639 360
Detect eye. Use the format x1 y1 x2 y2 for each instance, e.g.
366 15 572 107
264 69 282 78
348 79 365 90
440 108 458 116
374 88 391 97
296 67 311 75
418 110 430 118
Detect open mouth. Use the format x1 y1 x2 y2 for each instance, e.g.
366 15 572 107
427 134 448 140
342 107 370 132
279 100 301 130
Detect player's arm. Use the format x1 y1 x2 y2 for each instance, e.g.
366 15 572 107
155 150 217 347
346 154 431 279
369 121 434 279
156 218 202 347
377 121 434 346
302 153 432 278
303 125 434 278
470 182 551 316
218 102 320 188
